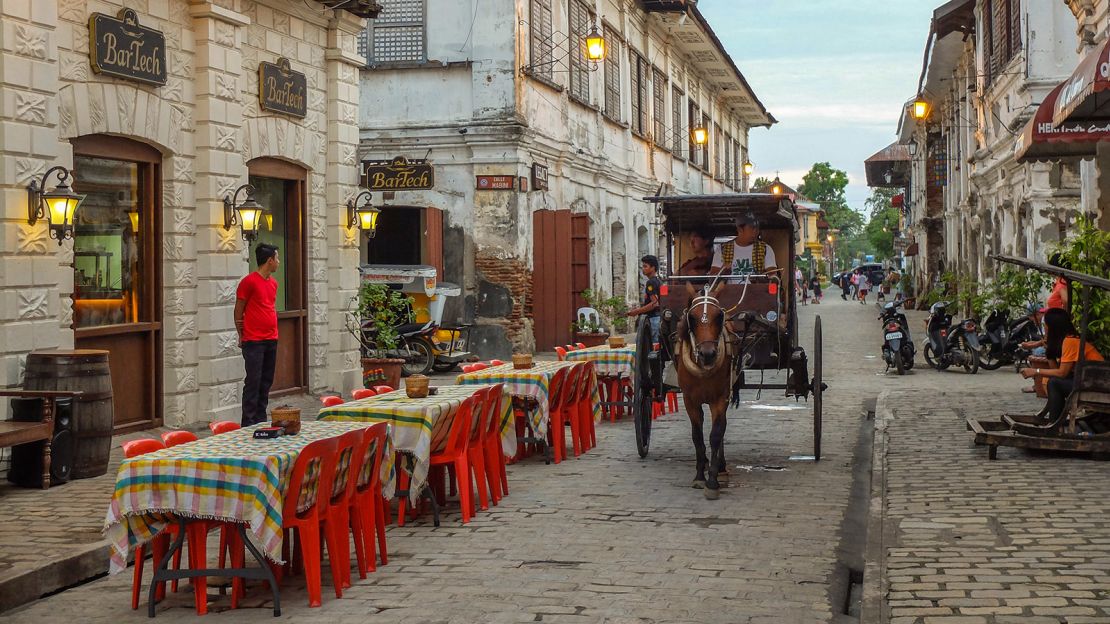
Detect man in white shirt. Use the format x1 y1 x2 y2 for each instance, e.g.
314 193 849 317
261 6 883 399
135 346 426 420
711 211 778 276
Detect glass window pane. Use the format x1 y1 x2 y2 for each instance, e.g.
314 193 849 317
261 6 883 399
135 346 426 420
250 176 289 312
72 157 142 328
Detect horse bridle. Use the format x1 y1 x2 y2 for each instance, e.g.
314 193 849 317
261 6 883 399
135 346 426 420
686 291 726 367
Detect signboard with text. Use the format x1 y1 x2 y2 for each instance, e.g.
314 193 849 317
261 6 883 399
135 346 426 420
258 58 307 118
362 156 435 191
476 175 516 190
531 163 549 191
88 9 167 86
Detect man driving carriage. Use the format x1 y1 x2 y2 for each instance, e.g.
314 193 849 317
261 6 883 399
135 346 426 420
711 210 780 277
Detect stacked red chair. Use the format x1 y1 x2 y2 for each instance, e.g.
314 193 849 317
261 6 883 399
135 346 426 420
321 395 344 408
547 365 582 462
481 384 508 504
464 387 493 511
575 342 586 350
123 439 169 611
208 421 240 434
349 424 388 577
398 394 477 525
574 362 597 451
372 385 394 394
554 346 568 361
161 430 198 447
351 388 377 400
489 359 505 366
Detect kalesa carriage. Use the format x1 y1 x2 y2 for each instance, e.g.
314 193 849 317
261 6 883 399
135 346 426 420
631 193 826 471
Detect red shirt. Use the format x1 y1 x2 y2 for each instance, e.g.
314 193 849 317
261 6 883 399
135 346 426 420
237 272 278 342
1046 277 1067 310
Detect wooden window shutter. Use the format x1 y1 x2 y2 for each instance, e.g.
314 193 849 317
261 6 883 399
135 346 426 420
1009 0 1021 55
653 68 667 144
568 0 590 102
423 208 444 279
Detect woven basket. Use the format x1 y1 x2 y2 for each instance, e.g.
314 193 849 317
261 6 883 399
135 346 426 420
608 336 626 348
512 353 533 369
271 405 301 435
405 375 430 398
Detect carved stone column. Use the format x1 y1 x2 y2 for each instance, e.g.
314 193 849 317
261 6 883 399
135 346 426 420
189 2 250 423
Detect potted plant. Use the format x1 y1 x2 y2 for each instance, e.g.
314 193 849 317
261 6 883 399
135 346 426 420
572 314 608 347
353 281 410 390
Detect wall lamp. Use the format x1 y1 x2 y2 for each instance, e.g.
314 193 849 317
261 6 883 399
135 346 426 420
912 98 930 120
27 165 85 245
742 160 754 176
347 189 380 238
691 126 708 145
223 183 265 242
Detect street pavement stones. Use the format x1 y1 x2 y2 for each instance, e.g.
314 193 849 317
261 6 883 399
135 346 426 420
3 296 871 622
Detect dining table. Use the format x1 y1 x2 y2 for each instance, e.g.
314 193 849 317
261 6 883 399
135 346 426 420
564 344 636 417
104 420 375 617
317 384 512 506
456 361 602 441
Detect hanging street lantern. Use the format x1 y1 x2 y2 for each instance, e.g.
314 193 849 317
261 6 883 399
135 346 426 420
585 25 606 62
691 126 708 145
347 189 380 238
912 98 929 120
223 183 265 242
742 160 754 176
27 165 85 245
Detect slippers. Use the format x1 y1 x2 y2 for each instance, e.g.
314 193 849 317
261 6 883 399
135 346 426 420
1021 386 1036 394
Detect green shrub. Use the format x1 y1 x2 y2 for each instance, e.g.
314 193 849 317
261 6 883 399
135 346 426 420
1053 216 1110 355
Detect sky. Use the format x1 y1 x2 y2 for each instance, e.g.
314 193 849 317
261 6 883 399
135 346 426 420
697 0 936 216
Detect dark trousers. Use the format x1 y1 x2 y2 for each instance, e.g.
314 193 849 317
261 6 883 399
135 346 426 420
242 340 278 426
1046 376 1074 421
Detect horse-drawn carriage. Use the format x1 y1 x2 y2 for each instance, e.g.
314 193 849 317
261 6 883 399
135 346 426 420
632 193 825 494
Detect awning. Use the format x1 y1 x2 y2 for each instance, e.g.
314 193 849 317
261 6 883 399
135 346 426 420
1015 81 1110 163
905 243 919 257
1053 38 1110 126
934 0 975 40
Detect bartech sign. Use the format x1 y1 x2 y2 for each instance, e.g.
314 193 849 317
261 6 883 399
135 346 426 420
88 9 167 86
258 58 307 118
362 157 435 191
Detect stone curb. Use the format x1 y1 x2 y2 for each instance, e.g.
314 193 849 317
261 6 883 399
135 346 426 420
0 540 111 614
860 389 891 624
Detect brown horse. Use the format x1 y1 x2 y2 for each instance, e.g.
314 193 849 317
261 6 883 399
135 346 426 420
675 282 733 499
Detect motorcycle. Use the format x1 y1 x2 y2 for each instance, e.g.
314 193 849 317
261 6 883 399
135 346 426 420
879 299 915 374
923 301 981 374
977 308 1042 371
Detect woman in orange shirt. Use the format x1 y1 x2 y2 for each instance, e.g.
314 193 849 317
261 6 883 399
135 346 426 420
1020 308 1103 421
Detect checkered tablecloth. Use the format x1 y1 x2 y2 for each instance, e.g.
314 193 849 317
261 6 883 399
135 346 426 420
317 384 511 503
456 361 602 439
104 421 374 575
565 345 636 377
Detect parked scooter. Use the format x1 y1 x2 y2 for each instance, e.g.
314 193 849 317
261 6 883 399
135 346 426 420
878 298 915 374
977 306 1042 371
923 301 981 374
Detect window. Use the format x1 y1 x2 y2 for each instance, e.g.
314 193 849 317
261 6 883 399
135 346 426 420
688 100 700 167
653 68 667 146
702 113 711 171
361 0 426 65
671 86 684 156
568 0 592 103
714 122 723 180
630 50 649 136
530 0 555 81
603 26 621 121
724 133 732 187
985 0 1021 85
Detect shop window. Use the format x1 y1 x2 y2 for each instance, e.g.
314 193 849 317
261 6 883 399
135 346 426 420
568 0 592 104
603 26 621 121
72 157 148 328
250 176 302 312
360 0 426 65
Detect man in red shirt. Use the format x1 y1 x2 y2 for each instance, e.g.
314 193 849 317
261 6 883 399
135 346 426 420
235 243 280 426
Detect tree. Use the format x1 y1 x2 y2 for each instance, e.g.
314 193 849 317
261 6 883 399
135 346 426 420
864 187 901 260
798 162 864 237
751 176 773 191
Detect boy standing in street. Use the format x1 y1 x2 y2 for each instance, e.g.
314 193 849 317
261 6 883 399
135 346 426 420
235 243 280 426
626 255 663 358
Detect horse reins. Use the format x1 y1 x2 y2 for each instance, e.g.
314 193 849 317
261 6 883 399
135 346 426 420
687 291 727 368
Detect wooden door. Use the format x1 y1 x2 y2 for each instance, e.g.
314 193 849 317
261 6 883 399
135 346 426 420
571 214 590 311
532 210 574 351
248 159 307 396
423 208 444 280
71 136 163 433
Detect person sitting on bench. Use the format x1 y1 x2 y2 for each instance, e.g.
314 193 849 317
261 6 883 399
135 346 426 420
1020 308 1104 421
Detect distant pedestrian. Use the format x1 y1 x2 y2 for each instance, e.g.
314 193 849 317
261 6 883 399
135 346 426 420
809 274 822 304
857 271 870 304
236 243 280 426
840 272 850 300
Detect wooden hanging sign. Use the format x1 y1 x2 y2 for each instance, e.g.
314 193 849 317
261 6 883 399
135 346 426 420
259 57 307 118
88 9 167 86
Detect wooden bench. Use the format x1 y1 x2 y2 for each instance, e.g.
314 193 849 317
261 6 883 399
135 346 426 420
0 390 83 489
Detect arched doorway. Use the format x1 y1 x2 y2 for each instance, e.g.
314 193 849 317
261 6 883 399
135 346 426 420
248 158 308 395
71 135 163 432
611 222 626 298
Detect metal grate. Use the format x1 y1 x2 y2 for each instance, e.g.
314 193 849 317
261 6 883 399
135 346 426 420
365 0 425 64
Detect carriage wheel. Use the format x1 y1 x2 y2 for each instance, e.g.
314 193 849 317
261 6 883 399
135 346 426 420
633 318 653 458
812 315 823 461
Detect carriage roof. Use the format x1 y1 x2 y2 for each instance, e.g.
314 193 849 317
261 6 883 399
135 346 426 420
644 193 798 237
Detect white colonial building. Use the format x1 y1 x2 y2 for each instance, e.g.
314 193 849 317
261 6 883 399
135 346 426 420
355 0 773 355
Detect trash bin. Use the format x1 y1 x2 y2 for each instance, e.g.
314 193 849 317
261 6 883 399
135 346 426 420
23 350 114 479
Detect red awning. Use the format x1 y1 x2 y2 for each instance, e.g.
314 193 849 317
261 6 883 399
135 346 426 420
1053 38 1110 126
1015 81 1110 163
892 194 904 208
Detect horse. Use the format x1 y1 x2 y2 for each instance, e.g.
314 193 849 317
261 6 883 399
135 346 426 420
674 281 734 500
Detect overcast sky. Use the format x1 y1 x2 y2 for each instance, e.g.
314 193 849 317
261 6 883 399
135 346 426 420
698 0 935 215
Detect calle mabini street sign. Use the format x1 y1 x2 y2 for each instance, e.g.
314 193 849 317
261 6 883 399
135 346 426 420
88 9 167 86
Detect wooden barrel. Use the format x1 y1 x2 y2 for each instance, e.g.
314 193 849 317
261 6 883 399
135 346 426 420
23 350 114 479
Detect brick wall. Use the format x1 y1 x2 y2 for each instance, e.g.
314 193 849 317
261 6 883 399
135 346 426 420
475 252 532 350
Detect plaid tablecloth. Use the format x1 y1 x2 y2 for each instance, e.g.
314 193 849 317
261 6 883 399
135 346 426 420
456 361 602 439
317 384 512 503
104 421 373 575
565 345 635 377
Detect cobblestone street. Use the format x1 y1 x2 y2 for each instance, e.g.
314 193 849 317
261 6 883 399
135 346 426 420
4 296 1106 624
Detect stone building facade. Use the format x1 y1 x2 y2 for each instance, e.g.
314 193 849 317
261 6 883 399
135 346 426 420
896 0 1084 299
0 0 367 432
355 0 773 355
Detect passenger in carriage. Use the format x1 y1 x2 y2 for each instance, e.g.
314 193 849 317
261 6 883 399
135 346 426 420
677 225 719 276
711 210 779 277
1020 308 1104 421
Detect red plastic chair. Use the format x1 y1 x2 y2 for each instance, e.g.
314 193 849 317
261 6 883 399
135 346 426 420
124 439 168 610
554 346 568 361
208 421 240 435
465 388 492 512
489 359 506 366
576 342 586 350
565 344 577 352
546 366 581 463
161 430 198 447
352 388 377 400
322 429 369 592
472 363 489 371
372 385 394 394
480 384 508 504
666 390 679 414
272 438 340 608
400 395 477 524
321 395 344 408
574 362 597 452
349 424 388 578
